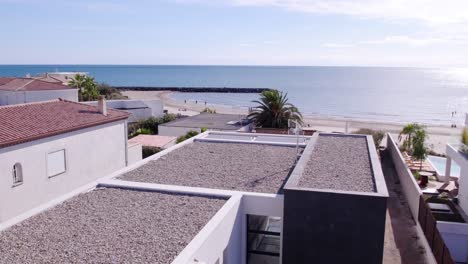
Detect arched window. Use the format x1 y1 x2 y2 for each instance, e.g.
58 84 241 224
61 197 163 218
12 163 23 186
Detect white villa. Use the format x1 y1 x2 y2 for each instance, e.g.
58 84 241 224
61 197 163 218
0 98 135 225
33 72 88 85
84 99 164 123
0 77 78 105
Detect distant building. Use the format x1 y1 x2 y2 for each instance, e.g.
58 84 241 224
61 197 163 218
158 112 251 137
0 77 78 105
33 72 88 85
84 99 164 123
0 98 134 224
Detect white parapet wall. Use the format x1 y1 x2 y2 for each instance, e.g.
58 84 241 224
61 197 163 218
386 134 438 264
446 143 468 215
387 133 422 218
127 143 142 165
0 89 78 105
437 221 468 263
174 195 244 264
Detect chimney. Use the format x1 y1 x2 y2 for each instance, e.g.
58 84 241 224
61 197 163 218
98 96 107 116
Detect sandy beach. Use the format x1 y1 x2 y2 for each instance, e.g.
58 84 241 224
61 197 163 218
123 90 464 154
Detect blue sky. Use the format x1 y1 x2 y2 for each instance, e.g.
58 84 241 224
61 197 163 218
1 0 468 67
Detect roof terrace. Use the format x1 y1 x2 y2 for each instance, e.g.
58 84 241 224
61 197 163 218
120 140 300 193
0 188 225 263
298 134 376 193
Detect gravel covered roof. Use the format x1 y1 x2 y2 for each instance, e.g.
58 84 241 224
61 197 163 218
120 141 299 193
0 188 225 264
298 135 376 192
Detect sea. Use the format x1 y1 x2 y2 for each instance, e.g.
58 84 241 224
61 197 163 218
1 65 467 126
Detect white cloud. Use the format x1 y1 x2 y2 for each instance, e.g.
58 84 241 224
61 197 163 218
360 35 448 46
323 43 354 48
183 0 468 26
322 35 466 50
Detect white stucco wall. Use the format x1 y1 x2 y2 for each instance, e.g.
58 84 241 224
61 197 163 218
127 143 142 165
173 191 284 264
127 108 153 123
446 144 468 214
142 99 164 117
0 121 127 223
387 134 422 219
84 100 162 123
0 89 78 105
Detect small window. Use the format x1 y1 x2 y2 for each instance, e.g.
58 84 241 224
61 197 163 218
12 163 23 186
47 149 66 177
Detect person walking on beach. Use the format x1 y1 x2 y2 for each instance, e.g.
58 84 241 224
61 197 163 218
205 101 207 106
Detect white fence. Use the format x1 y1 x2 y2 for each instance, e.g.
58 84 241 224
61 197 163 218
386 134 422 219
386 134 438 264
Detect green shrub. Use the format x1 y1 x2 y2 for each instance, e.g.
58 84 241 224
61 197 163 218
352 128 385 148
176 130 199 143
138 117 159 134
160 113 177 123
201 127 208 133
142 146 161 159
202 108 216 114
413 171 421 181
98 83 128 100
128 114 178 138
462 128 468 145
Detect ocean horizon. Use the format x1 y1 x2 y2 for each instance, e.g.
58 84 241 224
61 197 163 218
1 65 467 126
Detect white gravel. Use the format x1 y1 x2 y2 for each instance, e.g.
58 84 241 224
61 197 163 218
0 188 225 264
120 142 299 193
299 135 376 192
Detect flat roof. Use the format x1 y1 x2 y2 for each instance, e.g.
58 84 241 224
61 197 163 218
298 134 376 192
128 134 177 148
160 113 249 130
0 188 225 263
120 141 300 193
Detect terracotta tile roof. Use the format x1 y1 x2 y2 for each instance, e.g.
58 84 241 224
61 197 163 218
0 77 15 86
0 77 75 91
0 99 130 148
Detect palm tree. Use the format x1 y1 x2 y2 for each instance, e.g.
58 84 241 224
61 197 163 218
248 90 303 128
412 129 427 171
68 74 86 101
398 123 423 153
69 74 99 101
82 76 99 101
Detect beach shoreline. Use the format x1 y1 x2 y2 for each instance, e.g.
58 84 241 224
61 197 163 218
122 90 464 154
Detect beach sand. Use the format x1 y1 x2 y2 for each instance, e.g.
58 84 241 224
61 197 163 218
123 90 463 154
